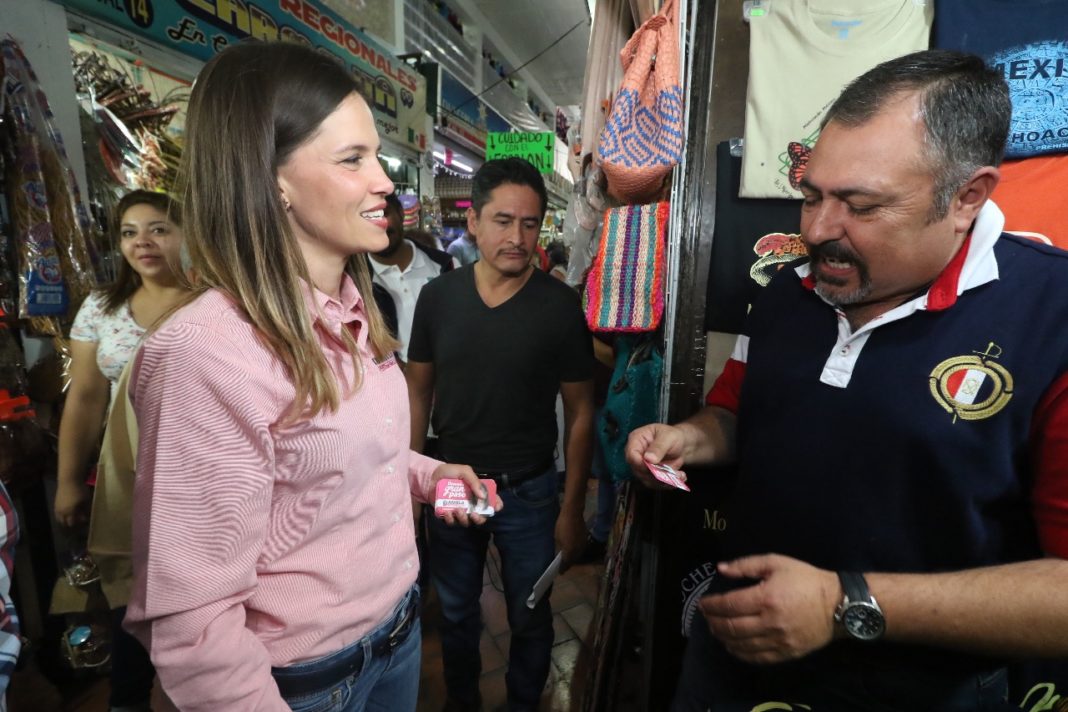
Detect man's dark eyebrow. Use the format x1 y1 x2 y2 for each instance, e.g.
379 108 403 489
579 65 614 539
492 211 541 221
798 176 884 200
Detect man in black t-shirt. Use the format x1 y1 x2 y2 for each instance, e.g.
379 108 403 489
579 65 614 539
407 158 595 712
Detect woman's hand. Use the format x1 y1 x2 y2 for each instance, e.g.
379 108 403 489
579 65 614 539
54 479 90 527
430 464 503 526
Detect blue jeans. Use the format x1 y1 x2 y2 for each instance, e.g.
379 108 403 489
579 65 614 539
672 612 1010 712
428 466 559 711
273 586 421 712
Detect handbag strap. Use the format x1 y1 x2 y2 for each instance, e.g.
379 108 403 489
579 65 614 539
654 0 680 90
618 0 680 92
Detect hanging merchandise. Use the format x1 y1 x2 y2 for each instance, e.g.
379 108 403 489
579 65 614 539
583 202 669 333
935 0 1068 159
560 198 593 287
421 195 443 237
399 194 421 230
0 313 49 493
597 0 684 203
705 141 803 334
70 50 185 193
739 0 932 199
597 334 664 484
578 0 632 172
0 209 15 320
991 154 1068 250
567 157 612 285
2 38 100 334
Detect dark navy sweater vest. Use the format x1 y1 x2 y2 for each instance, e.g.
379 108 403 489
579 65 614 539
723 234 1068 574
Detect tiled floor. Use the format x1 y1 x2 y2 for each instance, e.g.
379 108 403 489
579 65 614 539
10 481 607 712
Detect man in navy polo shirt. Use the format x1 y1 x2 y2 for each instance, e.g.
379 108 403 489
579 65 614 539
628 50 1068 710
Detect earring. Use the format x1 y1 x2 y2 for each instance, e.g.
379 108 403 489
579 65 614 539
281 195 292 212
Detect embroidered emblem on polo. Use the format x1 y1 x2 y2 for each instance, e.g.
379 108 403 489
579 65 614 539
929 342 1013 423
679 562 717 637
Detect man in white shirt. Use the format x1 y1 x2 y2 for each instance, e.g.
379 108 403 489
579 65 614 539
369 193 457 362
446 231 480 266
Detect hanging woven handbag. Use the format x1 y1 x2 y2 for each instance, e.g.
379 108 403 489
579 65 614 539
598 334 664 483
583 202 669 333
597 0 683 203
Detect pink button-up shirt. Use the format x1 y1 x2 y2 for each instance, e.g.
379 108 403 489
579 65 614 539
125 277 439 711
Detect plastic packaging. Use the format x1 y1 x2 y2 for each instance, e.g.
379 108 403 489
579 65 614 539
2 39 100 330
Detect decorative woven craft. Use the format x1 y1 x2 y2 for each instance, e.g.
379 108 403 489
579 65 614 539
597 0 683 203
584 202 669 333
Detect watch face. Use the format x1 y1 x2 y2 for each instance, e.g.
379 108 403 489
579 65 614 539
843 602 885 641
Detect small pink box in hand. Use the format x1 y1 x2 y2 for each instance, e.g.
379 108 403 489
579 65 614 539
434 478 497 517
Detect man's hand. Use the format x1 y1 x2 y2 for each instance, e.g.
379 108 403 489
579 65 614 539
699 554 841 665
54 480 90 527
430 464 503 526
624 423 689 489
555 506 586 571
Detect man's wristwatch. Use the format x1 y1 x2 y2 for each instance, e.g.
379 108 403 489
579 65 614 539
834 571 885 641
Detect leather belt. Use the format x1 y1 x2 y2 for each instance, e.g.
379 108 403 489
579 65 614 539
477 458 555 488
272 588 419 698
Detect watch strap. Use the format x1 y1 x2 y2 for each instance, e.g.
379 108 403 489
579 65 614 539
838 571 870 605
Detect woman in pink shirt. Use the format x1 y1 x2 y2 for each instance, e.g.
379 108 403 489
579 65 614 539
124 41 497 712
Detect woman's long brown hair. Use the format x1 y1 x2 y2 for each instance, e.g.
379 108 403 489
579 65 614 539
178 40 398 421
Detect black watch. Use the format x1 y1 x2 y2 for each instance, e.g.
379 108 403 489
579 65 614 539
834 571 885 642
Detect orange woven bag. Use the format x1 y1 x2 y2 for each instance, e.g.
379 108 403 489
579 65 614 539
597 0 683 203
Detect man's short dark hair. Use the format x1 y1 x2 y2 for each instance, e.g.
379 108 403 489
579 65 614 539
384 192 403 220
821 49 1010 220
471 158 548 217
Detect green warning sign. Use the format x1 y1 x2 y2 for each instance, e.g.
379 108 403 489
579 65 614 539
485 132 555 174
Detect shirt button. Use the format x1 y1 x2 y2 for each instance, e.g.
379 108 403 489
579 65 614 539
840 346 850 355
392 513 400 523
385 417 393 426
386 465 395 474
404 559 413 570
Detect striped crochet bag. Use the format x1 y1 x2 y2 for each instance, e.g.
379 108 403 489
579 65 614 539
584 202 669 332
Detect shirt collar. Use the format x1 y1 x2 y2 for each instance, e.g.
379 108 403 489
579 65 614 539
795 200 1005 312
369 240 426 278
299 273 369 348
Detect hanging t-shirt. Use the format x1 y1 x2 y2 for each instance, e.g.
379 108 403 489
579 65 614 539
935 0 1068 159
991 155 1068 250
740 0 932 199
706 141 804 334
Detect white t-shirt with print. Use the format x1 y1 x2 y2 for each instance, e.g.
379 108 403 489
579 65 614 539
70 291 145 403
740 0 932 199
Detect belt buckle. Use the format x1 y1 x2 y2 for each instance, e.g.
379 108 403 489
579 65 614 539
387 598 415 648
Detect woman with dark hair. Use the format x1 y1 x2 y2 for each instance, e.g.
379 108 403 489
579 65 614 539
123 41 497 711
54 189 186 712
54 190 185 526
